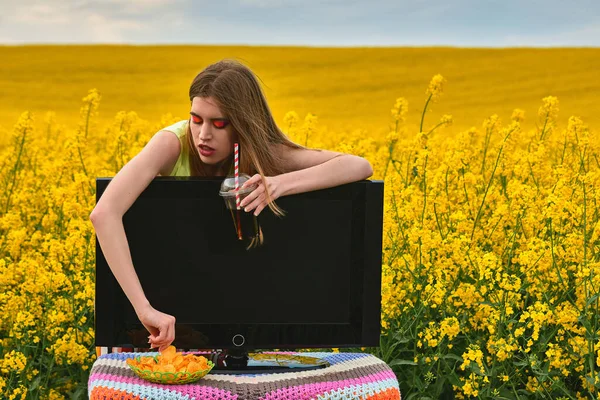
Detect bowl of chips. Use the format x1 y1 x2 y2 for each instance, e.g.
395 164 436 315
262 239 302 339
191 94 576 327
126 345 214 384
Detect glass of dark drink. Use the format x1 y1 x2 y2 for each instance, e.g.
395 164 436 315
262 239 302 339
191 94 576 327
219 173 263 249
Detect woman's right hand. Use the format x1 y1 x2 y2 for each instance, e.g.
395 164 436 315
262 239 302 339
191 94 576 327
136 304 176 352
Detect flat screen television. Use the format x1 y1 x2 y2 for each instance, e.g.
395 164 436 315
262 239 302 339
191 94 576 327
94 177 383 353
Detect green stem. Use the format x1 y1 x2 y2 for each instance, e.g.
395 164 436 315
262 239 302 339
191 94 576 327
77 144 90 181
383 140 397 180
405 151 412 185
426 121 444 136
433 201 446 241
581 165 593 381
480 121 494 179
421 153 428 225
470 126 516 243
539 111 549 141
84 102 92 139
4 119 29 214
383 119 400 179
459 164 472 220
420 94 432 133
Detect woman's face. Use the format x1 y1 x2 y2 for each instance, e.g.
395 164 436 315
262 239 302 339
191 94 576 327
189 96 236 166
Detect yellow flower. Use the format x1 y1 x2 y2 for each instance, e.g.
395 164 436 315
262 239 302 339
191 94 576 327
80 88 101 122
46 389 65 400
538 95 559 120
440 317 460 341
391 97 408 123
440 114 453 126
283 111 300 129
511 108 525 122
426 74 446 102
0 350 27 374
460 345 484 372
8 386 28 400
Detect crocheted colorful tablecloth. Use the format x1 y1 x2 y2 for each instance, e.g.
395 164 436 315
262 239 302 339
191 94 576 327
89 351 401 400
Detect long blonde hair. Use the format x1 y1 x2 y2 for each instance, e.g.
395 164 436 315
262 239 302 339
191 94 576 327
183 59 304 218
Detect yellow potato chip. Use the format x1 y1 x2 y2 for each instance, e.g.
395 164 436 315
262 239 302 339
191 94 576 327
187 361 203 373
173 354 184 367
163 364 176 373
142 362 155 370
161 345 177 358
177 360 190 372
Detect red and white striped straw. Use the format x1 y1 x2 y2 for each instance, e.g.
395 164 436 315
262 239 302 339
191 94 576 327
234 143 240 210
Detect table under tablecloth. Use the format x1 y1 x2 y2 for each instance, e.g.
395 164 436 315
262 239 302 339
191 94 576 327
88 351 401 400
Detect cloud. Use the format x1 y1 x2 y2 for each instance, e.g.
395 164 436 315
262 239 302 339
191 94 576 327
12 4 72 24
0 0 598 45
238 0 346 7
501 23 600 47
73 0 181 15
238 0 293 7
86 13 145 42
0 0 185 43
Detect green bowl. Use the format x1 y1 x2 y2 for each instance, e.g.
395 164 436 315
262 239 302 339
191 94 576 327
127 356 214 384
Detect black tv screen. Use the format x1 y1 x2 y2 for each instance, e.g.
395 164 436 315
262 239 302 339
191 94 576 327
95 177 383 349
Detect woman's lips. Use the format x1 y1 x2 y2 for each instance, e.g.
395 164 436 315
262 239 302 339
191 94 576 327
199 145 215 156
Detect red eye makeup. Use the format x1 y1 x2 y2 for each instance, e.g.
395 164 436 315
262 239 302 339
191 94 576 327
190 112 230 129
212 120 229 129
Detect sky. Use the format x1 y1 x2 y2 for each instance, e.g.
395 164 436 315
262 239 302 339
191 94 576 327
0 0 599 47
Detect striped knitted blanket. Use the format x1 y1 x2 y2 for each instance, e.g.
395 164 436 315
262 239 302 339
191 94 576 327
89 351 401 399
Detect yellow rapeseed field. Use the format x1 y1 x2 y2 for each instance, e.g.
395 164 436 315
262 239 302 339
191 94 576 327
1 46 599 144
0 46 599 399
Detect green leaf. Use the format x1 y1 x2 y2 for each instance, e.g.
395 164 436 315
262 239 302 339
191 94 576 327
586 293 599 307
469 363 487 377
28 376 42 391
389 359 418 367
392 334 412 344
71 386 87 400
431 376 447 395
443 353 463 362
447 373 462 387
498 388 515 398
414 375 426 390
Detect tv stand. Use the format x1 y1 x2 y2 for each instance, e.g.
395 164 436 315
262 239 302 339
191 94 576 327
208 348 330 375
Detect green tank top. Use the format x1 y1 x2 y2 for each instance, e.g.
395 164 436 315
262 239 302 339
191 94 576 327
162 120 191 176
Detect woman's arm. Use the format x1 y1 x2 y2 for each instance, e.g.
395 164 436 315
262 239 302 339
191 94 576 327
90 130 180 313
240 147 373 215
90 130 181 351
278 152 373 197
91 214 152 312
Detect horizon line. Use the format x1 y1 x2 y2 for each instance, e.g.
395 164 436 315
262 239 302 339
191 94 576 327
1 43 599 49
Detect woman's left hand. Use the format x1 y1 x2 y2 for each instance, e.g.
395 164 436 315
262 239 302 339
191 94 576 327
239 174 282 216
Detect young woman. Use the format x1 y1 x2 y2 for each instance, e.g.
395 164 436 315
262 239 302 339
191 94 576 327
90 59 373 352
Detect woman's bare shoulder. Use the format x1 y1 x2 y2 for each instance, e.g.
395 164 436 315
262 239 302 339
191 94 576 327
91 130 181 217
155 130 182 176
273 142 342 173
